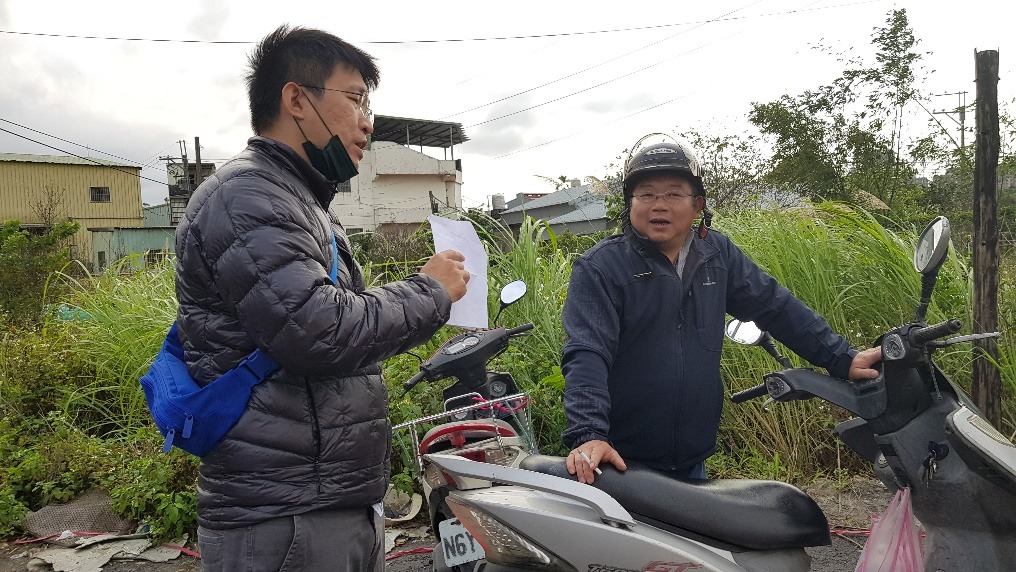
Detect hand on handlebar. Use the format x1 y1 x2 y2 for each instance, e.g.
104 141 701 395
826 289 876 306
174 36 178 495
849 347 882 381
567 439 627 484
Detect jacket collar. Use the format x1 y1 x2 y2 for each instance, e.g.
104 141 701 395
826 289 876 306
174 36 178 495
624 224 719 276
248 136 337 210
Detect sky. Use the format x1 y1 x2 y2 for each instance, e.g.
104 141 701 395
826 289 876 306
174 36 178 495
1 0 1013 210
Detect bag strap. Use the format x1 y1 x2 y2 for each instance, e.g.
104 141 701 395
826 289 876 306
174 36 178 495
330 232 339 284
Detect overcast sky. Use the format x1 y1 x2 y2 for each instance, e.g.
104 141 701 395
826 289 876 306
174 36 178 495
1 0 1013 209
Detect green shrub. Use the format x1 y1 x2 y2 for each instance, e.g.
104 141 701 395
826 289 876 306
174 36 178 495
0 220 78 324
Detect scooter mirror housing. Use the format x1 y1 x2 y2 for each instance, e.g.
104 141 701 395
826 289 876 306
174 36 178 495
914 216 951 275
725 319 764 346
492 280 527 326
500 280 527 305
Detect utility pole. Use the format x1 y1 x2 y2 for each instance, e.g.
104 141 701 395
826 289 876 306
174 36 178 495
194 136 203 188
179 139 190 193
972 49 1001 428
932 91 970 153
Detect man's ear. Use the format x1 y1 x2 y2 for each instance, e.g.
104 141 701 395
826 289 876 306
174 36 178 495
694 195 706 214
280 82 306 120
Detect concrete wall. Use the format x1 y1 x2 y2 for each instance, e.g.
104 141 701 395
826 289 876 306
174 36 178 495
90 227 175 273
330 142 461 231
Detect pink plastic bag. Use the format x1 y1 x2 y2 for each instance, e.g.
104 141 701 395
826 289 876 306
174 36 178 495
854 487 923 572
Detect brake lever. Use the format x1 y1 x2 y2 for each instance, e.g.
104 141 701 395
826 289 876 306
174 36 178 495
927 331 1001 348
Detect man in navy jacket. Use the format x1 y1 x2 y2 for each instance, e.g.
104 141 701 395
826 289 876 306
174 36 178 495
562 138 881 483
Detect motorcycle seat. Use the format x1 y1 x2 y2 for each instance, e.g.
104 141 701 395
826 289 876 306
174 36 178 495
520 454 830 551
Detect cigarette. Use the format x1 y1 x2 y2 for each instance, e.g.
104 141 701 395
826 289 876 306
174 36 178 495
579 450 603 475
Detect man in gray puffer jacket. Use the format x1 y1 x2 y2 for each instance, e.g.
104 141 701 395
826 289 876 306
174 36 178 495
175 25 470 571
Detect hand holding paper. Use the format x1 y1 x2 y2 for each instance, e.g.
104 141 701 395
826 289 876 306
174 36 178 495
428 215 489 328
420 249 470 302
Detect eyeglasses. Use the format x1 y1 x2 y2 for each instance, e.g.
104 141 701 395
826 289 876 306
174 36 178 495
298 85 373 122
632 192 695 204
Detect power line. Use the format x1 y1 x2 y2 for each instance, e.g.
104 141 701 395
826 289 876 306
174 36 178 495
493 91 699 159
0 117 166 173
0 126 168 186
439 0 832 120
0 1 883 46
463 37 718 129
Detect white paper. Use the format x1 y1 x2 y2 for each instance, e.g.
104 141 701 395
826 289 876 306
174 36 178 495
428 215 488 329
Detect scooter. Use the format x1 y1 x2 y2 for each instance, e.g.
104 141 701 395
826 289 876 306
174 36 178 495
422 216 1016 571
394 280 539 571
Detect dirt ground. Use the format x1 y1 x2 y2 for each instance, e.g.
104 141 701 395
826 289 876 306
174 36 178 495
0 476 892 572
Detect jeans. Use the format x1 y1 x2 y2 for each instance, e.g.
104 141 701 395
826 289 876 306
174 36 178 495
197 505 383 572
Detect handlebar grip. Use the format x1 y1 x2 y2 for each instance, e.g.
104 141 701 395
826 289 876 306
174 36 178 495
401 371 425 394
911 319 962 345
731 384 768 403
506 323 535 337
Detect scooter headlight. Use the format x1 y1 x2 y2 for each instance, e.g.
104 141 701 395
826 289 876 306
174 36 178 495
445 495 576 571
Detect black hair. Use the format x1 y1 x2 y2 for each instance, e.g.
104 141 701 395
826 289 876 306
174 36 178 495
245 24 380 134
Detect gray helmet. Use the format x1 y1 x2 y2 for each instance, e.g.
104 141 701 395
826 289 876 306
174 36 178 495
623 141 705 198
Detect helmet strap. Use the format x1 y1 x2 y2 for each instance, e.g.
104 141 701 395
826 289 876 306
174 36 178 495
698 207 713 239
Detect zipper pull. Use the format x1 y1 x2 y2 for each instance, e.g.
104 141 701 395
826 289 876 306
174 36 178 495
183 415 194 439
162 429 176 453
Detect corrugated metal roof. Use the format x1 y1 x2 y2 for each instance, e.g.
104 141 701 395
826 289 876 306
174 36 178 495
0 153 140 169
547 199 607 224
500 185 590 214
371 115 468 149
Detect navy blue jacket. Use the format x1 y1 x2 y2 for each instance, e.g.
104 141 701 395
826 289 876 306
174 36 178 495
561 226 856 472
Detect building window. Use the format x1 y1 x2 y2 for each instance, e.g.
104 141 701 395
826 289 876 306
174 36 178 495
90 187 111 203
336 180 351 193
145 249 167 266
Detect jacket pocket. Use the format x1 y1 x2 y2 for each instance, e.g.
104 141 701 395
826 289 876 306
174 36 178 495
692 263 726 352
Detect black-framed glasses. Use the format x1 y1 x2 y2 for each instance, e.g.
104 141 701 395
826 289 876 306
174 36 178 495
298 85 373 121
632 192 695 204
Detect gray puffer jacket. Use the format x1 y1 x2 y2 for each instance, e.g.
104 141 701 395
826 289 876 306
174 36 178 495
175 137 451 530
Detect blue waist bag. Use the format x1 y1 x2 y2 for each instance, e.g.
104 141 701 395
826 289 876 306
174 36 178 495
140 233 339 456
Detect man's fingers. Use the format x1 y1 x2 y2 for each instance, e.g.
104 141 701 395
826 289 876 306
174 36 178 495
441 249 465 262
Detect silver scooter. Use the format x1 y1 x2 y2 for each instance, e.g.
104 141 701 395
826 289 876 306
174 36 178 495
395 280 539 571
423 216 1016 571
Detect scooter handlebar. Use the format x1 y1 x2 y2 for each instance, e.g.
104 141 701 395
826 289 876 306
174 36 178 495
911 319 962 345
506 323 535 337
731 383 769 403
401 371 425 395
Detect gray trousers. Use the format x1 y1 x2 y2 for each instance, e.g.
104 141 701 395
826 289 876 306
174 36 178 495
197 506 383 572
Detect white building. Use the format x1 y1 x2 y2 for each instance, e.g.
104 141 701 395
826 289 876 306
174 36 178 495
331 116 467 234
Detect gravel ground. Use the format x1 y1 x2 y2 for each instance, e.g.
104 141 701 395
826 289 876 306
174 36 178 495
1 476 891 572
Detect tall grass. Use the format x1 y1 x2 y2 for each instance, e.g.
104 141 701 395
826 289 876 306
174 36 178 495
47 258 176 436
25 206 1011 481
713 205 976 479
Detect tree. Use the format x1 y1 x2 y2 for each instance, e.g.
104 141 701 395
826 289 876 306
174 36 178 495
533 175 572 190
748 9 928 219
0 219 79 323
31 186 68 228
912 99 1016 243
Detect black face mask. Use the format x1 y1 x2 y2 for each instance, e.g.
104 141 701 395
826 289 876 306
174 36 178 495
302 135 358 184
295 91 359 184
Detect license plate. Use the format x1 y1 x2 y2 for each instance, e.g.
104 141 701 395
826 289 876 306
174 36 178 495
438 518 485 567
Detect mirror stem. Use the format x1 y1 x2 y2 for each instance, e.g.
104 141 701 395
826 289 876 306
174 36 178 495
915 269 940 322
760 333 794 369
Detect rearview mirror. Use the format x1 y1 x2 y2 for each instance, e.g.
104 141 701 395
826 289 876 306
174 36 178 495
725 319 764 346
914 216 951 275
500 280 527 305
493 280 527 326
